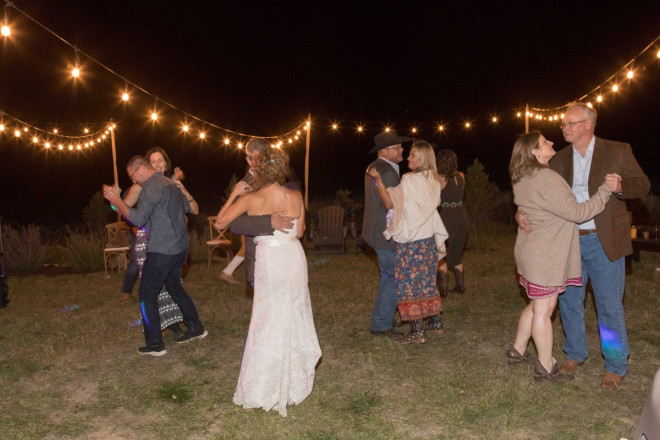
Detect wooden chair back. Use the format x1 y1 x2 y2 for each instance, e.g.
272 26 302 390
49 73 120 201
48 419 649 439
316 206 345 238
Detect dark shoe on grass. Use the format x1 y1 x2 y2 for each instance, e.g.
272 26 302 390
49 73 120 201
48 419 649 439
506 345 536 365
138 345 167 357
175 328 208 344
370 328 403 339
533 360 574 383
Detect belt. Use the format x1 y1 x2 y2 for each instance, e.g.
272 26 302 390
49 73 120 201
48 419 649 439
440 201 463 208
255 236 299 246
579 228 597 236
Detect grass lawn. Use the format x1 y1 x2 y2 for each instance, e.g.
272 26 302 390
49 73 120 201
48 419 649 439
1 230 658 439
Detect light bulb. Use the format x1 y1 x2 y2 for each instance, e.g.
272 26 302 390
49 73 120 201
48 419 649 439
199 132 205 139
331 123 338 130
596 95 603 103
45 142 51 148
516 112 521 118
0 123 4 131
612 84 619 92
356 126 363 133
438 125 444 131
151 112 158 121
182 124 189 132
122 92 129 102
32 136 38 143
1 24 9 37
465 122 471 128
224 138 230 145
72 66 80 78
492 117 498 123
14 129 20 137
626 70 633 79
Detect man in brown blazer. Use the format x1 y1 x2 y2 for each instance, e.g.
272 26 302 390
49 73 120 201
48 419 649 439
362 130 410 338
548 103 650 389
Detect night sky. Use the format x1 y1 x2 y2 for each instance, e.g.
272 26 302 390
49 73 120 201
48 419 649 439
1 1 659 228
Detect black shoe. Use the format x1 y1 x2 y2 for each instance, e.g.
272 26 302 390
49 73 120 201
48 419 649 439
138 345 167 357
175 328 208 344
167 323 184 335
370 328 403 339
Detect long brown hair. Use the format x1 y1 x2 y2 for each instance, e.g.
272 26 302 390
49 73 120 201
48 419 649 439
509 131 546 184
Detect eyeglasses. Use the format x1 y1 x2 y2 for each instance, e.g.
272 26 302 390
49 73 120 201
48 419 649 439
128 164 142 179
560 119 587 129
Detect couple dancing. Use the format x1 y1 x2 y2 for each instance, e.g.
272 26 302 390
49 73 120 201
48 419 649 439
215 145 321 417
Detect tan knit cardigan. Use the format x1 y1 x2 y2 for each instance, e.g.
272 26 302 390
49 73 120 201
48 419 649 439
514 168 611 287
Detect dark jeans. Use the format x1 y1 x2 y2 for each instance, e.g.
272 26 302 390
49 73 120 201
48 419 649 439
120 256 139 294
139 250 203 348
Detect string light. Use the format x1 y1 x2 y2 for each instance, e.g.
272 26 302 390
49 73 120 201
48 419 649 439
1 3 10 37
0 3 656 152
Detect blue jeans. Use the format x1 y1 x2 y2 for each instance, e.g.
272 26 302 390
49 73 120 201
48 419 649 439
371 248 398 331
558 233 629 376
139 251 203 348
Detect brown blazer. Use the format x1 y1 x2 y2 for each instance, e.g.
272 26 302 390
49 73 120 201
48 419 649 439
549 137 650 261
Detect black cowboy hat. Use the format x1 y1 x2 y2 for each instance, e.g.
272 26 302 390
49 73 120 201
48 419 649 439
368 130 412 154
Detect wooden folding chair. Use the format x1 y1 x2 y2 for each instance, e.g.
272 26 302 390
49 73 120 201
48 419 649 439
103 221 131 277
206 216 233 268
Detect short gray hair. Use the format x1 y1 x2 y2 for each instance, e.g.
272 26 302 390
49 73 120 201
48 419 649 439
566 102 597 127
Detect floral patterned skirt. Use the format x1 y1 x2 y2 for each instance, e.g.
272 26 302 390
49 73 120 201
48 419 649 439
395 237 442 321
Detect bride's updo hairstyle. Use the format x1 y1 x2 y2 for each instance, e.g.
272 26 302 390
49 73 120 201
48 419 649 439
250 147 290 192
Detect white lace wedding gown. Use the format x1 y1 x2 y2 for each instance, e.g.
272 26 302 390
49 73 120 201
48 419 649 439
233 220 322 417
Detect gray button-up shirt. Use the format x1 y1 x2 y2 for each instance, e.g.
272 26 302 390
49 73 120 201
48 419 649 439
129 173 191 255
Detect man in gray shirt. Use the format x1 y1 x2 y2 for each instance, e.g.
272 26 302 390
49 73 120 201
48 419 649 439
103 156 207 356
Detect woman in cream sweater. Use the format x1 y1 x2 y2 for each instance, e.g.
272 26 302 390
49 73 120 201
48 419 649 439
507 131 618 382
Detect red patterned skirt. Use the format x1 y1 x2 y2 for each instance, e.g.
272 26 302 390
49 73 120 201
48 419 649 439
518 275 582 299
395 237 442 321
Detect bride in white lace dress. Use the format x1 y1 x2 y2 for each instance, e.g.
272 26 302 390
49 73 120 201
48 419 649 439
215 147 321 417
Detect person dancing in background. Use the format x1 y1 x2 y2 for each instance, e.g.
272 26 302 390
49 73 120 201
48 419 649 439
435 148 469 296
145 146 199 215
215 147 321 417
368 140 448 345
508 131 614 382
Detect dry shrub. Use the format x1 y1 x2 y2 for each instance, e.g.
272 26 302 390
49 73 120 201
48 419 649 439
2 224 53 272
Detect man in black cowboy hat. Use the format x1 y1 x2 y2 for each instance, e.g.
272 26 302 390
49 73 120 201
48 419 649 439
362 130 411 338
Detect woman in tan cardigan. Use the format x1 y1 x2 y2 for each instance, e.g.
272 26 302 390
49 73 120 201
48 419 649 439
507 131 617 382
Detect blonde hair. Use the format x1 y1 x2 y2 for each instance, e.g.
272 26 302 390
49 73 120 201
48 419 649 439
410 140 437 175
250 147 289 191
509 131 546 184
